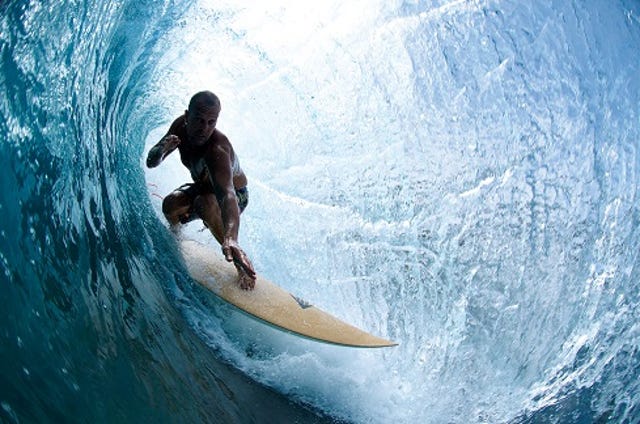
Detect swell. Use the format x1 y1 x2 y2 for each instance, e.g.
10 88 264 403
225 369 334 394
0 1 327 422
2 0 640 423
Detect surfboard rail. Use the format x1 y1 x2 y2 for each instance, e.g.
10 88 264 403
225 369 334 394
180 239 397 348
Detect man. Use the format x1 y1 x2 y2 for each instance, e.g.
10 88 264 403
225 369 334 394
146 91 257 290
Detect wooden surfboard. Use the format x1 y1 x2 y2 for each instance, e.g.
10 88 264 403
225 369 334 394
180 239 397 348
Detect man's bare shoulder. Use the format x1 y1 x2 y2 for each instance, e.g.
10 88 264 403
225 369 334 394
209 129 234 152
168 114 187 134
203 130 235 169
211 128 230 142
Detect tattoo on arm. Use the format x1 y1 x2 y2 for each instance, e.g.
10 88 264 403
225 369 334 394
146 135 179 168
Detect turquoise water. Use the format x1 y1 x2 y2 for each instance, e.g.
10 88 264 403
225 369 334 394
2 1 639 422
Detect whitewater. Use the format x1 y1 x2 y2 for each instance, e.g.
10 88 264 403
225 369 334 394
1 0 639 422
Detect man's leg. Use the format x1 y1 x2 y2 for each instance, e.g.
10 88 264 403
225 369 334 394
162 191 193 227
193 193 225 244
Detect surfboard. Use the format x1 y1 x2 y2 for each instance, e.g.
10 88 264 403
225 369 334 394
180 239 397 348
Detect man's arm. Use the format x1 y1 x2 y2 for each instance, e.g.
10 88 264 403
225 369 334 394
146 134 180 168
208 144 241 244
146 116 185 168
206 144 256 279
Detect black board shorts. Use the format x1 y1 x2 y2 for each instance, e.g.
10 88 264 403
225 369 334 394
176 182 248 224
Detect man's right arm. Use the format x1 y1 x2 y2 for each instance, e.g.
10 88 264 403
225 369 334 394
146 134 180 168
146 116 185 168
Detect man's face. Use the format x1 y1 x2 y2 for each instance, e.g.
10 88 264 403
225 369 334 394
186 105 219 145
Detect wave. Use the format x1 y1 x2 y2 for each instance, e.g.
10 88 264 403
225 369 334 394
0 0 328 422
1 0 639 423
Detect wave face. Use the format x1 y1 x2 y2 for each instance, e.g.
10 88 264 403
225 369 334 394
2 0 640 423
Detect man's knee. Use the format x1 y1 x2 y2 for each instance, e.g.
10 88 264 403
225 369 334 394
162 192 190 222
162 194 177 216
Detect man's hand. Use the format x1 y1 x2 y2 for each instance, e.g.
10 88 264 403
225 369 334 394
222 238 257 289
163 134 181 151
146 134 181 168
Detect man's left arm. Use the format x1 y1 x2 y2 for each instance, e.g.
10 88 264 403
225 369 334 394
206 145 256 278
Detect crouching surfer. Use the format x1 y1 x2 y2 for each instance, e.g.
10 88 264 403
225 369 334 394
146 91 256 290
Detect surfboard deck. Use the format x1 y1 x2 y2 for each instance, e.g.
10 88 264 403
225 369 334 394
180 239 397 348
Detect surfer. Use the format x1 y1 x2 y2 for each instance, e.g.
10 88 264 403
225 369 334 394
146 91 257 290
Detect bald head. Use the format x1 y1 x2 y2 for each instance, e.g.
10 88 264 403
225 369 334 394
185 91 221 144
189 91 221 113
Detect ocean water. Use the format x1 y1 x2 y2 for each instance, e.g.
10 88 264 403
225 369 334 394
1 0 639 423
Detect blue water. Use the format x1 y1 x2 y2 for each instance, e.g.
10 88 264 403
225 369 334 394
2 0 639 423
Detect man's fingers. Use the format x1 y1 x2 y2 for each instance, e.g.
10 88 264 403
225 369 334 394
222 242 257 279
225 246 256 277
234 257 256 279
239 252 256 276
239 274 255 290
